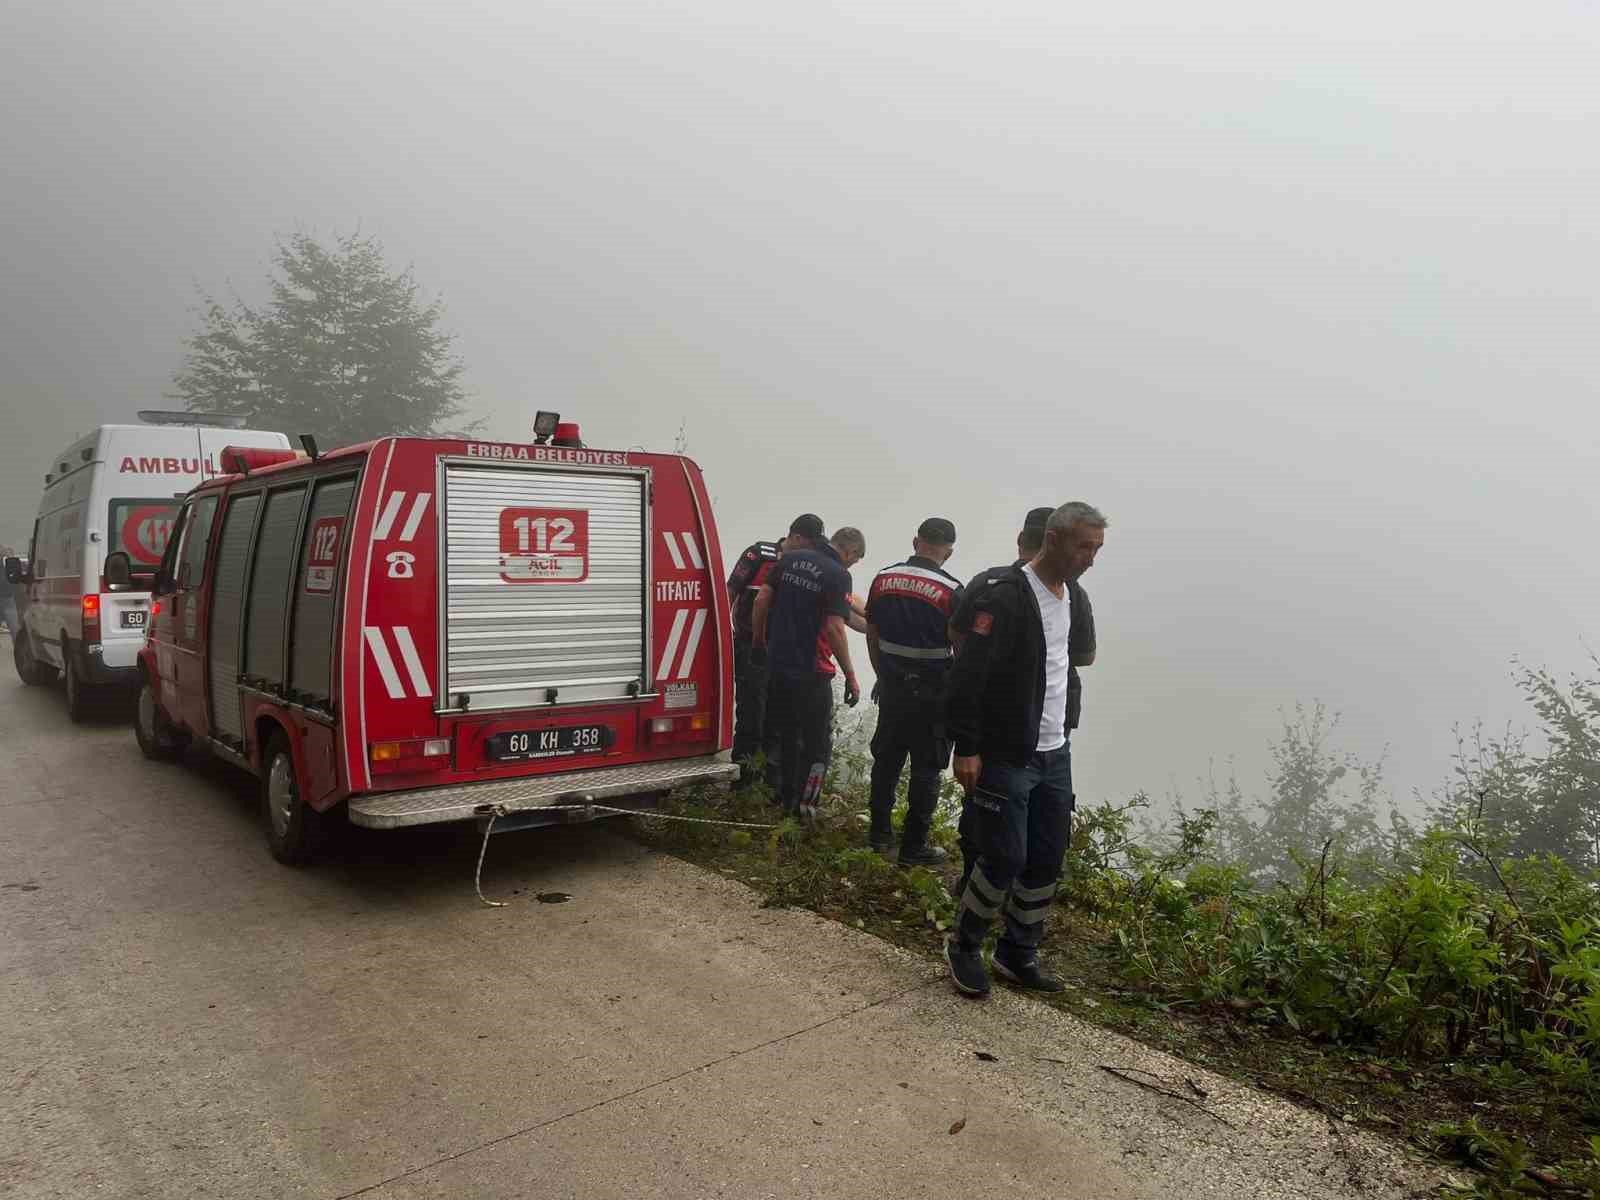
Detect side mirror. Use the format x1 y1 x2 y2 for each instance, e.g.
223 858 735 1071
4 556 29 585
104 551 134 591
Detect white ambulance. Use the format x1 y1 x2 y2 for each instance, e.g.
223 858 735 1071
5 412 292 720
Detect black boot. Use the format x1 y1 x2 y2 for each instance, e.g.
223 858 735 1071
897 843 949 868
867 803 894 856
991 949 1065 993
944 938 991 997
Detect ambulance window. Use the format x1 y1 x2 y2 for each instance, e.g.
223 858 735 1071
288 476 355 702
107 498 180 570
243 484 308 686
177 496 219 591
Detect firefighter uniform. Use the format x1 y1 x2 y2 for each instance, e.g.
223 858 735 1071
726 538 783 782
865 523 963 862
761 537 854 814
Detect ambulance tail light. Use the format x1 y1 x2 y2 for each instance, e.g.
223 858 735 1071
81 593 102 644
370 737 453 772
647 713 713 744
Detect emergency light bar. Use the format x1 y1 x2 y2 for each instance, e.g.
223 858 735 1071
138 409 248 429
219 446 299 475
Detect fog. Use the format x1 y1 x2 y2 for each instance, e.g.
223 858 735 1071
3 0 1597 810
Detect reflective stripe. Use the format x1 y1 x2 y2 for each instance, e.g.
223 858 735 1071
968 865 1005 908
1012 880 1058 903
878 639 952 661
1003 897 1050 925
391 626 433 699
961 887 1001 921
662 531 686 570
877 564 959 588
398 493 431 541
681 532 705 571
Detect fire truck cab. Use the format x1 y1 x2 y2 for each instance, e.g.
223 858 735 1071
133 425 737 862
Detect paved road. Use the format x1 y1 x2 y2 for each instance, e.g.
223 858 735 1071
0 667 1429 1199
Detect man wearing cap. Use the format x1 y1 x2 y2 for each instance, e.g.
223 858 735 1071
753 523 865 816
948 507 1097 898
864 518 964 865
943 502 1108 997
726 523 808 787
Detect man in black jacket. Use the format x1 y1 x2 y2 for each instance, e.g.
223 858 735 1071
943 502 1107 997
949 508 1096 898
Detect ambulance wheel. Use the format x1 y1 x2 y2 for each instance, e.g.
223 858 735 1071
134 679 187 761
13 629 57 687
261 732 332 865
63 643 95 723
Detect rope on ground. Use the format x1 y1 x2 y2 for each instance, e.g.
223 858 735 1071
579 803 782 830
1096 1064 1233 1127
473 802 782 908
474 808 507 908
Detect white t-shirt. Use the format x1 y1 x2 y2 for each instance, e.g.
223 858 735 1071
1024 564 1071 753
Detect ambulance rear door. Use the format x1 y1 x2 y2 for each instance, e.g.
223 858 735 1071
97 425 292 671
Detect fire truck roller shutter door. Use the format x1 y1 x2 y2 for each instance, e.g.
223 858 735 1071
289 477 356 703
208 492 263 742
244 485 308 689
443 463 647 710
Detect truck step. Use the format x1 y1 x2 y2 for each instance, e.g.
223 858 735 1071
347 754 738 829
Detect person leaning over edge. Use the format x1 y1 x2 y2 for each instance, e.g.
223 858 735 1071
942 502 1107 997
753 524 865 817
864 517 963 865
726 524 800 787
948 507 1096 898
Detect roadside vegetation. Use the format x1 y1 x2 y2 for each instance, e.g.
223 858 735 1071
635 659 1600 1198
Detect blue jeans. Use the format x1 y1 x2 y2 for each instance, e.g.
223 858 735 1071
954 744 1073 961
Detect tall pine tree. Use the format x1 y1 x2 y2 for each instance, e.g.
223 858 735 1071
173 231 474 446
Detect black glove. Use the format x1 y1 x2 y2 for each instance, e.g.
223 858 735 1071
843 676 860 707
870 681 880 705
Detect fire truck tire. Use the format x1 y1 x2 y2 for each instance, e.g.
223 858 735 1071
261 732 332 865
134 679 187 761
63 642 96 724
13 629 58 687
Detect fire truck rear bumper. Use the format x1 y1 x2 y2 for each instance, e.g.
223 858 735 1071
346 754 740 829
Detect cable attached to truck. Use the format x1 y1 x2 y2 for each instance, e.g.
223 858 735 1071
473 802 784 908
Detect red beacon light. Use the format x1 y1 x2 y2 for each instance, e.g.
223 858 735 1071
533 411 584 448
219 446 300 475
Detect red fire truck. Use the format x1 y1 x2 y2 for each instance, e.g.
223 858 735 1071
125 419 737 862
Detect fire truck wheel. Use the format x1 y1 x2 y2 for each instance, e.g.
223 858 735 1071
261 732 331 865
13 629 58 687
134 679 187 761
63 641 96 723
